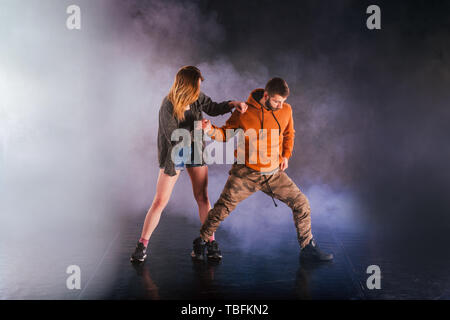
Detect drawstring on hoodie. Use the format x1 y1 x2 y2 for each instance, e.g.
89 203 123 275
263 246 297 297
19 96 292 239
259 104 281 135
258 102 281 208
249 91 283 208
271 110 281 135
262 175 278 207
260 107 264 130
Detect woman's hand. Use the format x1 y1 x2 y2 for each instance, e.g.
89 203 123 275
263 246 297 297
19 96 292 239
230 101 248 113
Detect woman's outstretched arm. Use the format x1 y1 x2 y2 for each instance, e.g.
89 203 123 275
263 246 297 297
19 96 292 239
198 92 234 116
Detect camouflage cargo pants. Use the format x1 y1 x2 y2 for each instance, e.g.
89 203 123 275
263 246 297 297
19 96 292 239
200 164 313 248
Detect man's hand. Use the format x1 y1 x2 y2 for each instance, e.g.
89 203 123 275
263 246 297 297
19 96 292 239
280 157 289 171
200 119 213 134
230 101 248 113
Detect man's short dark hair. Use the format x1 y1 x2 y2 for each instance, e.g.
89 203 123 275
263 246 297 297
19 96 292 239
265 77 289 97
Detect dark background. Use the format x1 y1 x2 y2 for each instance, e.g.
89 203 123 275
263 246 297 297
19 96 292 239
1 0 449 299
195 0 450 257
127 0 450 262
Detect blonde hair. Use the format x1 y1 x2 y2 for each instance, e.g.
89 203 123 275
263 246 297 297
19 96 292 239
168 66 204 121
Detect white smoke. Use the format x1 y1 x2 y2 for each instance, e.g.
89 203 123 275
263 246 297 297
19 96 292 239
0 0 365 298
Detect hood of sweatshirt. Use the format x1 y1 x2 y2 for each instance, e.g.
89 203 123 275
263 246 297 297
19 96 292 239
247 88 269 110
245 88 282 133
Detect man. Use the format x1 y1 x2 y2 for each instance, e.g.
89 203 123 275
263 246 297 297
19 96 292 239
191 77 333 262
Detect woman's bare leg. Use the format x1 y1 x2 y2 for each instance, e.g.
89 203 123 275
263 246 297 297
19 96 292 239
186 165 214 241
140 168 181 240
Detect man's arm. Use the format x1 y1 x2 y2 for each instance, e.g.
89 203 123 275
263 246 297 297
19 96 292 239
282 107 295 159
204 109 241 142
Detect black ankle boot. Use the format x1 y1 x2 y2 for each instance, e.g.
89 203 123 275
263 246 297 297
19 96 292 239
191 237 206 260
206 240 223 261
301 239 333 261
130 241 147 263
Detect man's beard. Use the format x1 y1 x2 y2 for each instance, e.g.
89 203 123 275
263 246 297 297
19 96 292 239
265 99 275 110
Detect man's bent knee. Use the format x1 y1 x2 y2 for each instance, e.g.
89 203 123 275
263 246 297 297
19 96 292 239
200 204 231 240
292 195 311 219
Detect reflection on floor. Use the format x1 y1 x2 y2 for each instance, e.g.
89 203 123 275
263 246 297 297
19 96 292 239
3 213 450 299
75 215 392 300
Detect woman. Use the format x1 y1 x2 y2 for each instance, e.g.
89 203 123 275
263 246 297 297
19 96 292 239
131 66 247 262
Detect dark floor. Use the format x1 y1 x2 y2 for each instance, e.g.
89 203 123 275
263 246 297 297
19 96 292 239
74 216 359 300
2 212 450 300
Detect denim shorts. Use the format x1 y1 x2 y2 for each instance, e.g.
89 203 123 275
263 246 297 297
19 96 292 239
174 144 206 170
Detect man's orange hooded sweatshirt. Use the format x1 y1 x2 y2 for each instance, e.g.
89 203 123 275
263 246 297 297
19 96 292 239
207 88 295 173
